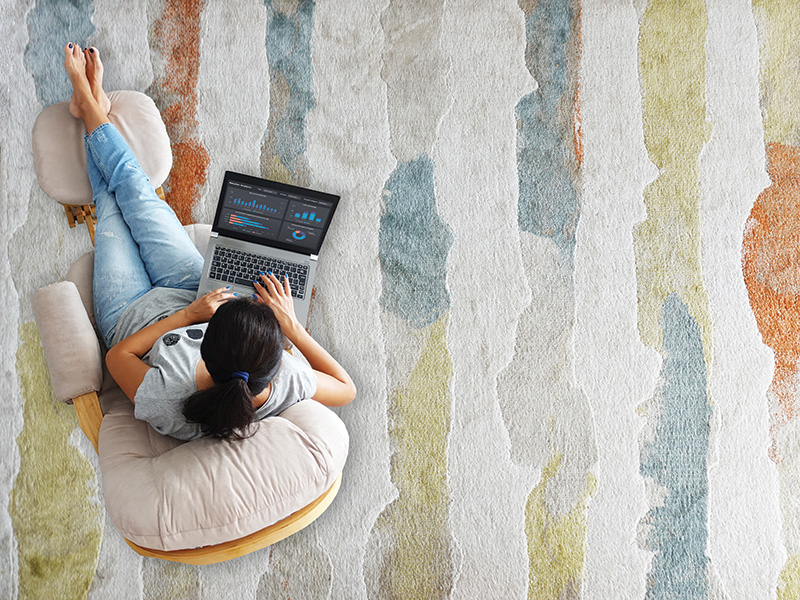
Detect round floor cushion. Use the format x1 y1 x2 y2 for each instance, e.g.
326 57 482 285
98 386 348 551
32 90 172 205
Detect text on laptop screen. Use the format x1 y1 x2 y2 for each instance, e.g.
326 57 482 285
216 178 337 253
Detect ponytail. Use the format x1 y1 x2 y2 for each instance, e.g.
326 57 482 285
183 378 257 440
183 298 283 441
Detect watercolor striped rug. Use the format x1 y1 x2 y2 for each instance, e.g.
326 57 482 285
2 0 799 598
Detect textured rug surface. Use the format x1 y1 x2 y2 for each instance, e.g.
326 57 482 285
2 0 799 598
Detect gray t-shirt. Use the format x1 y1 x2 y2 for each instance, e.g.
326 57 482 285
112 287 197 346
114 288 316 441
134 323 317 440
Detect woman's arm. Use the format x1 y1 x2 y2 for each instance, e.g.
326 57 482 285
106 287 235 403
254 273 356 407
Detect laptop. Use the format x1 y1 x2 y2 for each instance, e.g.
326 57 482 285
196 171 340 326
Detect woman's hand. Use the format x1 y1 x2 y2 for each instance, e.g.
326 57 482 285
255 272 356 407
253 272 301 335
182 286 236 324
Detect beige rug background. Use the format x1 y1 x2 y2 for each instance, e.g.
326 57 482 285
1 0 798 598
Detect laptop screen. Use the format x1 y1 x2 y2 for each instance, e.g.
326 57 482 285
212 171 340 256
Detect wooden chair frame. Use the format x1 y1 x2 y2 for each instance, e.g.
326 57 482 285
72 391 341 565
64 204 97 244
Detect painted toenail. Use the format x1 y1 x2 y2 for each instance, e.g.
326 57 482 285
68 43 73 48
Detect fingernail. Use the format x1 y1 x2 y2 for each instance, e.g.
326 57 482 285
285 273 289 279
259 271 264 275
233 293 239 297
252 294 258 299
225 286 231 289
268 270 272 275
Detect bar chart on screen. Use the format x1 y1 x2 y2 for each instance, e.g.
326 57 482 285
286 199 331 229
232 198 282 214
228 213 271 231
293 210 323 224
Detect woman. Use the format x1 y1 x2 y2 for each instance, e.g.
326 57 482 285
64 43 356 441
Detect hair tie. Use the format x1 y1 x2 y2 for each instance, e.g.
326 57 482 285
231 371 250 383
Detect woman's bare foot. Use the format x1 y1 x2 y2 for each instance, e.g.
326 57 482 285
64 43 109 133
65 43 90 119
83 46 111 114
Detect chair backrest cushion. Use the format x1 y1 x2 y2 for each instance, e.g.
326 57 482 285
99 386 348 551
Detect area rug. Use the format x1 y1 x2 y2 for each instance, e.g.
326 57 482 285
1 0 798 598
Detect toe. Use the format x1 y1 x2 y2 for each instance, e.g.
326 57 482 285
65 43 80 61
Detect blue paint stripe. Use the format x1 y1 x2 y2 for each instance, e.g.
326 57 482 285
516 0 580 255
24 0 96 107
379 155 453 329
264 0 315 181
641 293 711 599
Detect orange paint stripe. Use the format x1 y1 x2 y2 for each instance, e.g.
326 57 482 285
151 0 209 225
573 1 584 169
742 142 800 461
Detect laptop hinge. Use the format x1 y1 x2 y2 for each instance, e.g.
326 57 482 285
310 254 319 261
210 231 219 238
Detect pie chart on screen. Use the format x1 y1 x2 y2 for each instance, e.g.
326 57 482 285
292 230 306 240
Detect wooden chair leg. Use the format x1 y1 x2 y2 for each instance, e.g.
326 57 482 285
72 391 103 454
63 204 98 245
83 204 97 245
64 205 77 228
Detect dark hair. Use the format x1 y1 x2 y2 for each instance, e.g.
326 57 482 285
183 298 283 441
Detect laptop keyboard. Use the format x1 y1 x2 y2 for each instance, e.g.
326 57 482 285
209 247 308 299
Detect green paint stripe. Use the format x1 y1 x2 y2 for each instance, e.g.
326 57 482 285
777 553 800 600
373 314 454 599
10 323 102 600
635 3 716 597
526 453 596 598
753 0 800 146
634 0 713 360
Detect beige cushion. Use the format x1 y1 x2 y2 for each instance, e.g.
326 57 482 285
99 387 348 551
32 90 172 205
32 281 104 403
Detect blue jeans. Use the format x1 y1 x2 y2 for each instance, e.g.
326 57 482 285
87 123 203 347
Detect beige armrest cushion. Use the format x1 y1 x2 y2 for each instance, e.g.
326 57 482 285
32 281 103 403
